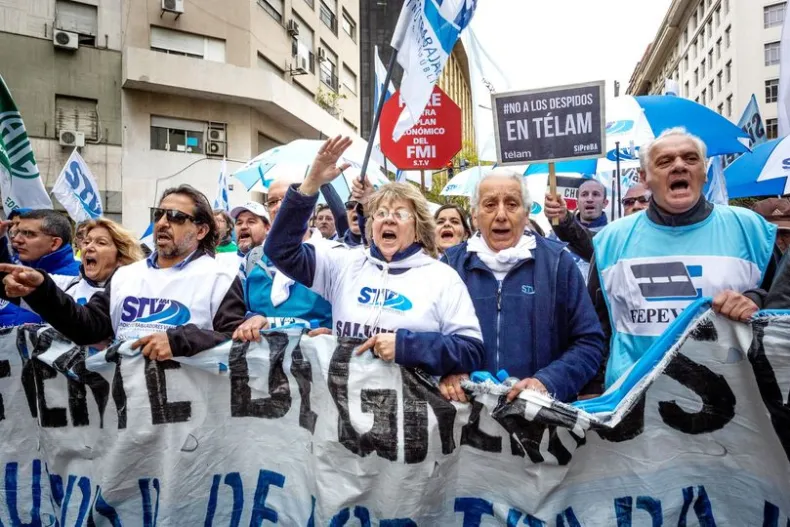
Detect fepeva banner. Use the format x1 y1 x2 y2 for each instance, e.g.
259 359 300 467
0 307 789 525
491 81 606 166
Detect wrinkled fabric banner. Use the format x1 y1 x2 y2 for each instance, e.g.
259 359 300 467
0 309 789 525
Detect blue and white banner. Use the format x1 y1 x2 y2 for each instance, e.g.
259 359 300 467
212 158 229 212
704 156 729 205
140 223 154 250
390 0 477 141
51 149 103 222
1 306 789 524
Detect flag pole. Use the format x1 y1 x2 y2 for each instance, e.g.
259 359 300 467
360 50 398 183
615 141 622 219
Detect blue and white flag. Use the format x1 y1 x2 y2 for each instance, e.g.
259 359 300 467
140 223 154 251
737 95 768 148
390 0 477 141
213 158 229 212
51 149 102 222
704 156 729 205
0 75 52 216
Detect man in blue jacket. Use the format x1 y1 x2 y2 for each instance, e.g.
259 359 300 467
0 209 80 327
441 168 605 403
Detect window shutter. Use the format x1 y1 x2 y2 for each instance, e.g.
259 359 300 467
150 26 205 57
56 0 98 36
55 96 98 140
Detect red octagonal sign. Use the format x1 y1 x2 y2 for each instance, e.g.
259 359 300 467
379 85 462 171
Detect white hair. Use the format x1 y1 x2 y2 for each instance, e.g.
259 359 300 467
638 127 707 171
471 168 533 212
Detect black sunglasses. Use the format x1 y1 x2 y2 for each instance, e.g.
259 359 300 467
621 195 651 207
150 207 198 225
344 200 358 211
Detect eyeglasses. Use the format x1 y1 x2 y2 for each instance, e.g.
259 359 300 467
9 229 47 240
373 208 413 222
621 195 651 207
344 200 358 211
150 207 197 225
265 198 282 211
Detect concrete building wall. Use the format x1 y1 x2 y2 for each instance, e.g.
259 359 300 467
627 0 785 138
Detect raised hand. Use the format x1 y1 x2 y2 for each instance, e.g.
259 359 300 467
300 136 353 195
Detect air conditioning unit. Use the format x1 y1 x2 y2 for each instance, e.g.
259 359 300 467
296 54 309 74
208 128 226 142
287 20 300 37
206 140 226 157
59 130 85 148
53 29 79 50
317 47 326 62
162 0 184 13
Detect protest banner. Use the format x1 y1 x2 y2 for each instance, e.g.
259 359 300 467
51 149 103 222
490 81 606 166
0 306 789 525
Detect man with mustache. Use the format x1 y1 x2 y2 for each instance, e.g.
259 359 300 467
0 185 246 361
586 128 779 393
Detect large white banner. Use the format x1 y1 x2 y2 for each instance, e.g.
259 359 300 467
0 308 789 525
51 149 103 222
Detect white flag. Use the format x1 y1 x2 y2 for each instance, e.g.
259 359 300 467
390 0 477 141
0 75 52 216
52 149 103 222
779 2 790 136
213 158 229 212
460 25 511 162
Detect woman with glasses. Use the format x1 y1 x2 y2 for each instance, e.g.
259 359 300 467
261 136 485 376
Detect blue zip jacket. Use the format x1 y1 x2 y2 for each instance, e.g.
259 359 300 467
0 243 81 327
442 235 605 402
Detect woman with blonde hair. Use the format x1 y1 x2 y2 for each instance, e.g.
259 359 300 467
53 218 144 304
260 136 485 376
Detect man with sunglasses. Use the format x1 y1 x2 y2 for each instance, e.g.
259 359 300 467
341 200 364 247
0 185 246 361
0 209 80 328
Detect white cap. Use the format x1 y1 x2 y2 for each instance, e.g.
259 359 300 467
230 202 270 223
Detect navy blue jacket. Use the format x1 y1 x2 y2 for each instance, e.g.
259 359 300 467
442 235 605 402
0 243 81 327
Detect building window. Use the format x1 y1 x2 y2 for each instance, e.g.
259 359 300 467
695 96 700 103
717 103 724 115
726 95 733 117
303 0 314 8
150 26 226 62
766 41 781 66
258 0 284 22
708 49 713 66
717 71 723 92
701 88 706 106
694 68 699 86
684 81 690 97
319 45 338 92
715 6 721 27
765 3 787 28
706 20 712 39
292 14 316 74
55 95 98 141
692 12 698 30
725 26 731 48
701 59 706 78
767 118 779 139
341 10 356 41
55 0 98 46
683 28 688 46
725 60 732 82
319 1 337 33
150 116 206 154
684 56 689 71
341 64 357 94
724 0 729 13
700 30 705 48
692 39 698 58
766 78 780 103
709 80 714 100
716 38 721 60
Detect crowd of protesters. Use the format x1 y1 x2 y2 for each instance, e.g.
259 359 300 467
0 127 788 402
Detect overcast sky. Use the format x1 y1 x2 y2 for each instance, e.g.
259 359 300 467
470 0 673 97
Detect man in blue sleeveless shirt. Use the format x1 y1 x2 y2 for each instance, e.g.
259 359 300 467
588 128 779 391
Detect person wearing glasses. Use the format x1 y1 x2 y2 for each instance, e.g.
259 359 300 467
0 185 246 361
256 136 485 376
0 209 80 327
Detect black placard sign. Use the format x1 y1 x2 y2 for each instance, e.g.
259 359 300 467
491 81 606 165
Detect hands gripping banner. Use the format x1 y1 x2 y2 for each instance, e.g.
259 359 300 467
0 306 789 525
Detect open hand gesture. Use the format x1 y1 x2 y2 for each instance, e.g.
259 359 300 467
300 136 353 195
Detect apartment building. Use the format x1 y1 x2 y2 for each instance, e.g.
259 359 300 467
0 0 361 233
627 0 785 140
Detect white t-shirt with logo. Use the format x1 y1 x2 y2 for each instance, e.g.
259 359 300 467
309 245 482 342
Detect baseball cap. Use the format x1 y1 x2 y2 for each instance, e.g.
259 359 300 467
230 202 270 224
753 198 790 230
